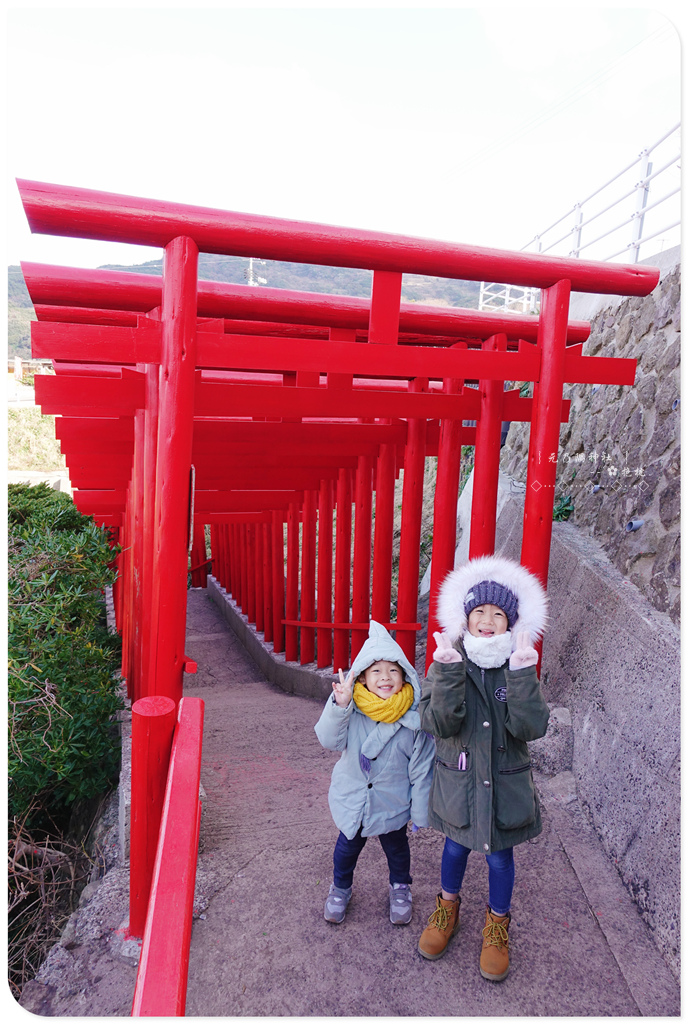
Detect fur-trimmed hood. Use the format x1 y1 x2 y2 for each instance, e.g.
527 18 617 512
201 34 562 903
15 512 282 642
436 555 548 649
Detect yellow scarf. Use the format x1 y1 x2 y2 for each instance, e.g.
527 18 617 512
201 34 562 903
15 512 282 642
353 681 414 723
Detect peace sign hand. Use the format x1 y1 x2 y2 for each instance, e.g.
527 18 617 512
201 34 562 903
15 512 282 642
432 632 463 664
509 631 539 670
333 667 355 707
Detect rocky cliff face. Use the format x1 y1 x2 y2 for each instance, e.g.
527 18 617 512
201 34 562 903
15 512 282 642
501 256 681 625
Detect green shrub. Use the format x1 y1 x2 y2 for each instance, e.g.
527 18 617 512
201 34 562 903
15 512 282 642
8 484 123 827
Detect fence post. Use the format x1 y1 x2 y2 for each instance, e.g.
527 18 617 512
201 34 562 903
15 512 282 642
129 695 177 939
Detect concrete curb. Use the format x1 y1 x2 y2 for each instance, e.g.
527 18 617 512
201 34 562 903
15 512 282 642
207 576 336 701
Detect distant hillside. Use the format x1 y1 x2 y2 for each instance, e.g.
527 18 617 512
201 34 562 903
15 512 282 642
7 255 480 360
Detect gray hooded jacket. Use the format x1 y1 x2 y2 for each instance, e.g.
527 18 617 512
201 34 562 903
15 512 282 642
314 622 435 840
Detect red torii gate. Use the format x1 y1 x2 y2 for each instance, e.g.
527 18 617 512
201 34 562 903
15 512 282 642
18 179 657 699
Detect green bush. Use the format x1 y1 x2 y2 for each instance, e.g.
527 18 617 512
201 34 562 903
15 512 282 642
8 484 123 826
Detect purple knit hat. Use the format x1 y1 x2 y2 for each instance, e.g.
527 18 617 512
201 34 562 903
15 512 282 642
464 579 518 629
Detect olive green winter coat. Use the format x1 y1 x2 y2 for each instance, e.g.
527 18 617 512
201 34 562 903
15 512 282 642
420 649 549 853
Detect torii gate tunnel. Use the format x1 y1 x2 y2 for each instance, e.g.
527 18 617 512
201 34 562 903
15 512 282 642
18 179 659 704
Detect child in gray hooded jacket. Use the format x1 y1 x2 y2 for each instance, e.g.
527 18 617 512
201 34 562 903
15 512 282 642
315 621 435 926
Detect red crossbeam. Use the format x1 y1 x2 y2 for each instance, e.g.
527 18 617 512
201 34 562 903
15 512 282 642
18 179 658 295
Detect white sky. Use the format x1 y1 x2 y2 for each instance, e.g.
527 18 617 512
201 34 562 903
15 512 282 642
3 2 683 272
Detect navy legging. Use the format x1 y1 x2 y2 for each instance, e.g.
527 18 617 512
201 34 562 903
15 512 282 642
333 825 412 889
441 836 514 916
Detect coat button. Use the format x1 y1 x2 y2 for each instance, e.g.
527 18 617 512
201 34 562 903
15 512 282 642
483 843 490 851
367 783 372 789
483 780 491 787
483 721 490 728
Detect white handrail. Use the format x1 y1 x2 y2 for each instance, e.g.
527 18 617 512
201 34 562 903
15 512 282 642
480 123 680 313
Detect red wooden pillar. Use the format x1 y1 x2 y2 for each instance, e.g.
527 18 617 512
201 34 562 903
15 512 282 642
239 523 248 613
130 410 146 701
300 489 317 665
285 502 300 662
333 467 352 673
255 519 265 634
317 478 334 669
246 524 256 623
190 522 207 588
521 279 571 591
371 440 396 624
121 484 135 698
148 236 199 706
469 333 507 559
263 522 274 643
139 360 159 698
426 371 464 672
396 378 428 663
351 454 373 661
129 695 177 939
271 511 285 653
210 525 218 582
369 270 402 345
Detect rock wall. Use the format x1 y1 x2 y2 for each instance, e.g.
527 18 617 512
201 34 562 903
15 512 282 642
500 249 680 625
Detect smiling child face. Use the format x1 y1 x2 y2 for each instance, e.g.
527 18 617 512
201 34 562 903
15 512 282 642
467 603 508 637
362 660 404 699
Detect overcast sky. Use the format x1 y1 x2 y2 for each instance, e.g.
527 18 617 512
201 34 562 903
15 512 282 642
4 3 683 272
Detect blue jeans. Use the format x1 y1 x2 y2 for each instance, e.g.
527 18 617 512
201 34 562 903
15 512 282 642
333 825 412 890
441 837 514 916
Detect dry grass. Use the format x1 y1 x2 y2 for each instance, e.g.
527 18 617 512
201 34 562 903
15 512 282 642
8 408 66 472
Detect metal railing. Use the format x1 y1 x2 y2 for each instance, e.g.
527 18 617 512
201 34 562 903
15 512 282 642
480 123 680 314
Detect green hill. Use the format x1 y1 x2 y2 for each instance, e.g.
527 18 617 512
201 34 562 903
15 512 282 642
7 255 480 360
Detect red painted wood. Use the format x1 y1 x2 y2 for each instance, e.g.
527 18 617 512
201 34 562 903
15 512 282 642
426 369 464 672
21 263 593 343
300 490 317 665
351 454 373 661
263 523 273 643
396 379 428 663
317 478 334 669
285 503 300 662
31 319 161 363
34 370 146 416
371 441 396 624
333 468 352 673
369 271 402 345
190 522 208 587
148 237 199 706
18 180 659 295
254 523 265 634
194 379 481 421
521 280 572 592
271 512 285 653
131 697 204 1017
129 695 177 940
469 334 508 559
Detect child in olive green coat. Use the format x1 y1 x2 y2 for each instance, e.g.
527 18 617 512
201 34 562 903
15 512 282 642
418 556 549 982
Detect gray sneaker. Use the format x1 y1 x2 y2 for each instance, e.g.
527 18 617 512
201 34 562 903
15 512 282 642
389 883 413 925
324 883 352 923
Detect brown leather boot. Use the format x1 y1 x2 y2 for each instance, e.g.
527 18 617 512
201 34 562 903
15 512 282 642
417 894 461 960
479 907 511 981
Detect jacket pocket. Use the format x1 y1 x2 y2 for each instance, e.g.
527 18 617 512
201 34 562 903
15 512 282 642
494 762 536 830
431 758 470 829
